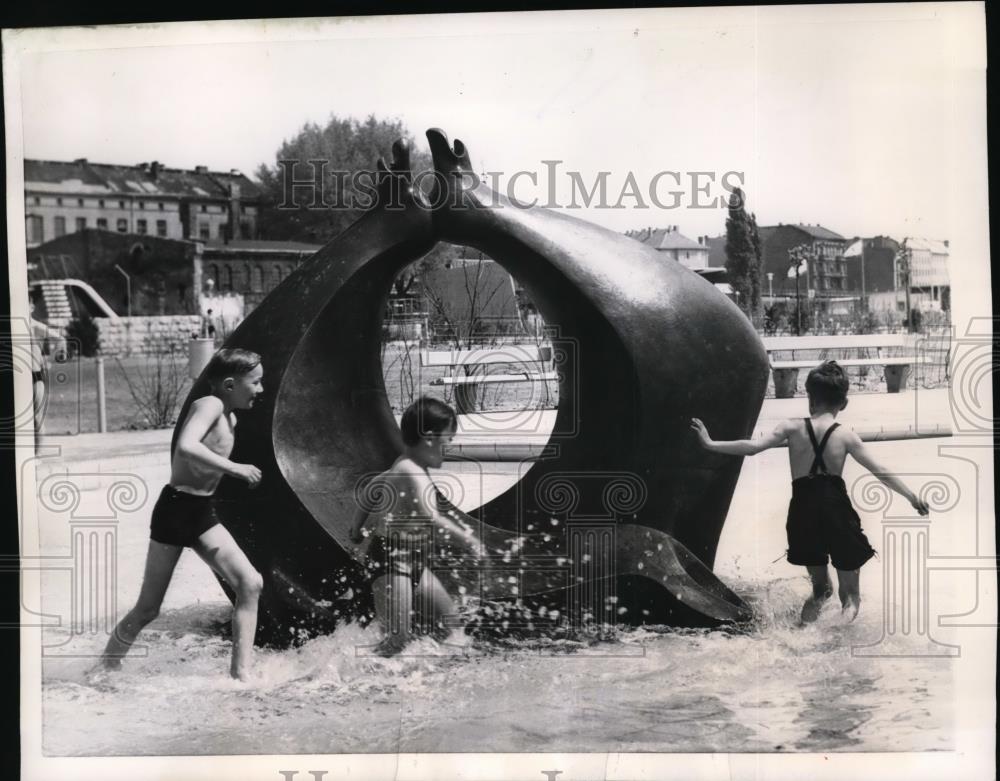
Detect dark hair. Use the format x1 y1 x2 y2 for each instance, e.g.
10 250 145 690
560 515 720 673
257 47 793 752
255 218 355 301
805 360 849 408
400 396 457 446
205 347 261 383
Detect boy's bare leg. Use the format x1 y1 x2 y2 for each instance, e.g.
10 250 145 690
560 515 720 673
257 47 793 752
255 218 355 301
371 574 414 656
415 569 460 642
193 525 263 680
100 541 183 669
800 564 834 624
836 568 861 621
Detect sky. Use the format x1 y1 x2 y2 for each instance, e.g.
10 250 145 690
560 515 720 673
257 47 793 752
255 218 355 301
9 4 987 243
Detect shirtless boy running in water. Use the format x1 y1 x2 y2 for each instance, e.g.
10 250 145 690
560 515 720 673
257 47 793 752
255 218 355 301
692 360 929 625
100 348 265 679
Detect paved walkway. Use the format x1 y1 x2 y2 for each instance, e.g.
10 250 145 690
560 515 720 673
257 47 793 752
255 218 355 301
34 388 953 471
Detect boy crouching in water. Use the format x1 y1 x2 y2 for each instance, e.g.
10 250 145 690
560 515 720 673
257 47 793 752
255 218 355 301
691 360 928 624
350 397 479 657
100 348 266 680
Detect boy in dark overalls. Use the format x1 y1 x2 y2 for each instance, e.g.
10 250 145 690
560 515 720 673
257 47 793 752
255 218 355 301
691 360 929 624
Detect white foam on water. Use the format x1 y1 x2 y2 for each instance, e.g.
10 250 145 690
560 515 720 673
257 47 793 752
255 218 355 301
40 578 954 756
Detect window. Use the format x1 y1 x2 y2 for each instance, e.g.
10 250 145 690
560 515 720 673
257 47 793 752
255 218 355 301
158 202 165 211
275 266 284 285
26 215 43 244
33 196 40 205
97 218 108 230
209 264 220 288
117 218 128 233
200 204 207 213
156 220 167 237
252 265 263 293
99 199 105 208
57 197 63 206
119 200 125 208
224 266 234 291
136 219 147 235
55 216 66 237
139 201 145 209
199 224 210 240
75 217 86 231
218 223 226 239
77 198 84 207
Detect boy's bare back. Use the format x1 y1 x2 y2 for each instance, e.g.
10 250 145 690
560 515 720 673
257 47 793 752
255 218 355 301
782 416 853 480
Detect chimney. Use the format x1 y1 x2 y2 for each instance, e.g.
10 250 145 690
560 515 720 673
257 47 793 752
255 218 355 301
943 239 949 248
230 168 240 176
195 165 208 174
137 162 149 171
74 158 88 165
150 161 161 180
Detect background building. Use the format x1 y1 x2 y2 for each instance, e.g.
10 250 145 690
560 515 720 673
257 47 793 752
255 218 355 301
843 235 899 298
24 158 262 248
759 223 852 312
198 239 322 311
625 226 711 271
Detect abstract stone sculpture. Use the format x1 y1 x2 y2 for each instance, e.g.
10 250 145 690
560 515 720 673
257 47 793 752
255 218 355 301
174 129 769 646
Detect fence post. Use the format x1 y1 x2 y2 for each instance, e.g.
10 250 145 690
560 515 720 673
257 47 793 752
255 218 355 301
95 356 107 433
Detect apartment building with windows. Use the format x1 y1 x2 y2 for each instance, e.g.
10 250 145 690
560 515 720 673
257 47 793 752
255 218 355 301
24 158 262 248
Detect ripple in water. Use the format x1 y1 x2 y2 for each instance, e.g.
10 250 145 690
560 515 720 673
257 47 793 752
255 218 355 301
41 578 954 756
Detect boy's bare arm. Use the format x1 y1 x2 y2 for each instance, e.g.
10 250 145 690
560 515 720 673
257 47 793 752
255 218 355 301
690 418 790 456
846 431 929 515
175 397 260 485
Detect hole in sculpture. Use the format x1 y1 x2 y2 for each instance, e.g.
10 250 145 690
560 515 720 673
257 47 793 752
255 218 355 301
381 242 559 507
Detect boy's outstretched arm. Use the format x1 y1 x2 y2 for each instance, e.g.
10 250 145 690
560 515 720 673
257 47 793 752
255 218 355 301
846 431 929 515
690 418 790 456
175 396 261 485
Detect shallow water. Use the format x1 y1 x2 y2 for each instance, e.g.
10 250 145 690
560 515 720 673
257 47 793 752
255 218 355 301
36 436 965 756
41 575 954 756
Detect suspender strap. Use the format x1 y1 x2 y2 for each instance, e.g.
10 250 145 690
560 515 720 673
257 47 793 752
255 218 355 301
805 419 840 475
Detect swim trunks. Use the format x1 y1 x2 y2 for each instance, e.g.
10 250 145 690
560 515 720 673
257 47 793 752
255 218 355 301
149 485 221 547
785 419 876 570
364 524 433 587
786 475 876 570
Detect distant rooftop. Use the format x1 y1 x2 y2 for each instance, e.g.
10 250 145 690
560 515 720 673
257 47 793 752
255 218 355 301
758 223 846 241
24 158 263 201
203 239 322 253
626 226 707 251
902 237 949 253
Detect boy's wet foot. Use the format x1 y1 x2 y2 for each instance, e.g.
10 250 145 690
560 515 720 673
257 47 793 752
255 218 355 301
800 590 832 624
375 635 409 657
841 599 860 622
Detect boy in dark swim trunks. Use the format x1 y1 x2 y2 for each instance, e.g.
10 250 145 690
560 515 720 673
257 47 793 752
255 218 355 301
350 397 479 656
691 360 929 624
99 348 265 679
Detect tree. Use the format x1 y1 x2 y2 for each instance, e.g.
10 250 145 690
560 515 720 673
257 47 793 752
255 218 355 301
256 113 431 244
256 113 456 301
723 188 763 324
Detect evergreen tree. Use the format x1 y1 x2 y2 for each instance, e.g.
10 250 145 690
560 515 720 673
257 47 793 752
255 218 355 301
723 188 763 323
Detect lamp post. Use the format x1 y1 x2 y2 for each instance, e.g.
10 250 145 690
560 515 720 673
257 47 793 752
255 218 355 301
788 245 807 336
766 272 774 303
896 240 913 332
114 263 131 318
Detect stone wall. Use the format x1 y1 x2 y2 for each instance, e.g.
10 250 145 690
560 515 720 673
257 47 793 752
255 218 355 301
96 315 203 356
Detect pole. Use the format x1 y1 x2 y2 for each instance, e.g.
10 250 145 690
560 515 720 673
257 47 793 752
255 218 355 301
903 245 912 333
95 356 107 433
795 262 801 335
114 264 131 318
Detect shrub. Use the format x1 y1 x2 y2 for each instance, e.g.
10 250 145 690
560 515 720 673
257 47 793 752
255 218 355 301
65 316 100 357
